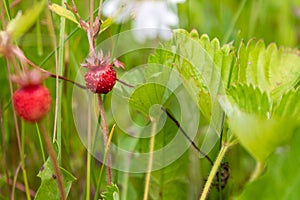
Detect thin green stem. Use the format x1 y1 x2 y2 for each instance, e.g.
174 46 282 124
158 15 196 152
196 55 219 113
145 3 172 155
52 0 66 164
35 123 46 163
200 144 230 200
143 120 157 200
11 162 22 200
86 94 92 200
35 0 43 56
21 121 31 200
2 0 11 20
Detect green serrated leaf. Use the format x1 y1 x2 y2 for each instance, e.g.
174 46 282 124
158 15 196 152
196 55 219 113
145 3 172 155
48 3 79 26
6 0 47 40
273 88 300 120
101 184 120 200
34 158 76 200
237 39 300 98
149 29 235 124
219 84 299 163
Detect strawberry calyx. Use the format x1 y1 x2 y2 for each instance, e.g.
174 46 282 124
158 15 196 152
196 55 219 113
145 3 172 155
11 68 49 87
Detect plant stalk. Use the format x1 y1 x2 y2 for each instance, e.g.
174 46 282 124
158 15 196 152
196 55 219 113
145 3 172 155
98 95 112 185
143 120 157 200
86 93 92 200
200 144 230 200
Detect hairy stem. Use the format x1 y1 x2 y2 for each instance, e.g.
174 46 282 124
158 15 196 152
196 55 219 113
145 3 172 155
98 95 112 185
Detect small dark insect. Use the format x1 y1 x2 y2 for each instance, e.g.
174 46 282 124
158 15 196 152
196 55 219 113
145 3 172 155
52 174 57 179
212 162 230 191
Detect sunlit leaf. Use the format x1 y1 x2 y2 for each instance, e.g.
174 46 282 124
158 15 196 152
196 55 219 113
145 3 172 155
219 84 299 163
48 3 79 26
6 0 47 40
99 18 113 34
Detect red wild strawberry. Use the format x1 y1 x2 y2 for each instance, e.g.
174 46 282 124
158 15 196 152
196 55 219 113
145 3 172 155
11 69 51 122
82 51 124 94
84 64 116 94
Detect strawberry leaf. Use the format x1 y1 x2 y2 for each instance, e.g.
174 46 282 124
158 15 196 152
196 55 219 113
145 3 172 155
34 157 76 200
219 84 299 163
237 39 300 98
101 184 120 200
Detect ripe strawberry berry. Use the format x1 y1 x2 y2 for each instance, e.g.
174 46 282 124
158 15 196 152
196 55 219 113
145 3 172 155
12 69 51 122
83 51 124 94
84 64 116 94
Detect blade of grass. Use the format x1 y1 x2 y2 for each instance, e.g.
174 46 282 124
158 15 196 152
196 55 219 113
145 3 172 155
143 120 157 200
86 93 92 200
52 0 66 163
2 0 11 20
11 162 22 200
35 123 46 163
222 0 247 43
21 120 31 200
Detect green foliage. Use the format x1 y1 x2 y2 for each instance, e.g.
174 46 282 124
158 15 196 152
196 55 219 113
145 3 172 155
48 4 79 26
219 84 298 163
235 130 300 199
149 152 190 200
101 184 120 200
6 0 47 40
34 158 76 200
236 39 300 98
